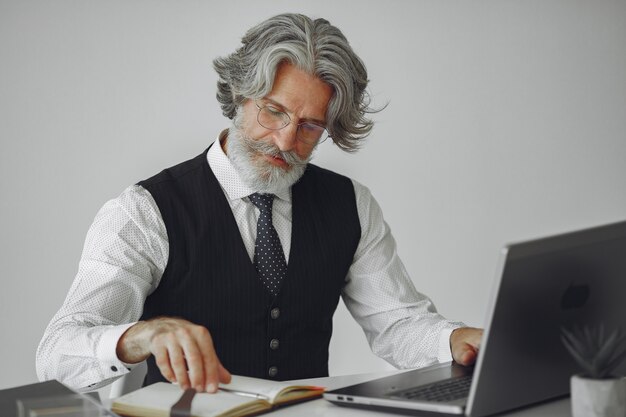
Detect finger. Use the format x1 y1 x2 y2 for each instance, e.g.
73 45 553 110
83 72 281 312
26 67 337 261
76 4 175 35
168 343 191 390
460 346 478 365
454 343 478 366
218 362 232 384
450 328 483 363
194 327 221 392
179 334 206 392
154 345 176 383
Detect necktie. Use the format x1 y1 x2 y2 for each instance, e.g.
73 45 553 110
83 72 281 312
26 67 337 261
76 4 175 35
248 193 287 295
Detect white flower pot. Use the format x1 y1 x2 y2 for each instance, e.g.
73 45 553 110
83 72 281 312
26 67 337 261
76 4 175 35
571 374 626 417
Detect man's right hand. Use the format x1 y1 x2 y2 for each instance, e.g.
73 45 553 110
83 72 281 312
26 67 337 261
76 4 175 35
116 317 231 393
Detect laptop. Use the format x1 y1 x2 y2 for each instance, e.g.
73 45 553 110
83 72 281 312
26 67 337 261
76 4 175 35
324 220 626 416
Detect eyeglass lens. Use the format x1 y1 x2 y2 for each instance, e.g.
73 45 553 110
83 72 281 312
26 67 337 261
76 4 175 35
257 106 327 144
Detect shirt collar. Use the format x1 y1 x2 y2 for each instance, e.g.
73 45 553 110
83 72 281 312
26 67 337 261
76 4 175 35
207 129 292 203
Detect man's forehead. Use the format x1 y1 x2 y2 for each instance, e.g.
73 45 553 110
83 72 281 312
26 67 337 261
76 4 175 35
262 63 333 122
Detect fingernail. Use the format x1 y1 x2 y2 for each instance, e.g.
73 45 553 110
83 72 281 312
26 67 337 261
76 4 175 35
206 383 216 392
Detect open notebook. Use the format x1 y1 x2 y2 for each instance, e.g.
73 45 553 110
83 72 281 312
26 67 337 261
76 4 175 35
111 375 324 417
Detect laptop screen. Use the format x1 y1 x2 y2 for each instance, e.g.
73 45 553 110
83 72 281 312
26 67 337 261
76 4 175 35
467 220 626 416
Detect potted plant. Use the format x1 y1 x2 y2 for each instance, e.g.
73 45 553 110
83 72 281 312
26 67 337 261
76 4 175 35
561 324 626 417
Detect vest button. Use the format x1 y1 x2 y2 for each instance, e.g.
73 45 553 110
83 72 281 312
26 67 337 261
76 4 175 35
270 308 280 319
269 339 280 350
268 366 278 377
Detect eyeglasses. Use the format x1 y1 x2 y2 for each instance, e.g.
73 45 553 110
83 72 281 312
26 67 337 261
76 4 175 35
255 100 329 145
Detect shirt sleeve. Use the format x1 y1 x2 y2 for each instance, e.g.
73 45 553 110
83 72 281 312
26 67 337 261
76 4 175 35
342 180 465 369
35 185 169 392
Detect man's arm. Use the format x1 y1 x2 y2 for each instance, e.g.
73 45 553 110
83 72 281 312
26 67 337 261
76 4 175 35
37 185 231 392
342 180 478 368
36 186 168 391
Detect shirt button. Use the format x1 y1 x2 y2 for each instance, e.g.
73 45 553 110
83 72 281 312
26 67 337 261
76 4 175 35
110 366 118 372
269 339 280 350
270 308 280 319
268 366 278 377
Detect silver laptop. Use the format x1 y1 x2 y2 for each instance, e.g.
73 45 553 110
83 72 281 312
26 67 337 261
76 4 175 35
324 220 626 416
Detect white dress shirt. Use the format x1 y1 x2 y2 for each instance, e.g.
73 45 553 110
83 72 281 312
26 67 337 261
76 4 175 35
36 132 464 391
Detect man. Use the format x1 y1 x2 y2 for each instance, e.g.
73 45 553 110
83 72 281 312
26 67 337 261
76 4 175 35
37 13 482 394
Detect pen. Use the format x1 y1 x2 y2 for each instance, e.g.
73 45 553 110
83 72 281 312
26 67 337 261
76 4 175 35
218 387 270 400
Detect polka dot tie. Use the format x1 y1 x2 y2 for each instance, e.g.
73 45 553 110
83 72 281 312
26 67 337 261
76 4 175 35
249 193 287 295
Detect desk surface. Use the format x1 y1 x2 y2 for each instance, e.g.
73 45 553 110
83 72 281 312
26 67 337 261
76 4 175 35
266 371 571 417
102 370 571 416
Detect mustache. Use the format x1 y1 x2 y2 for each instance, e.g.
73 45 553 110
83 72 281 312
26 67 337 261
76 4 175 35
242 134 310 167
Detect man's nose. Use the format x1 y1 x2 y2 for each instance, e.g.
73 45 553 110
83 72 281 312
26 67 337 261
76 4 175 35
273 123 298 152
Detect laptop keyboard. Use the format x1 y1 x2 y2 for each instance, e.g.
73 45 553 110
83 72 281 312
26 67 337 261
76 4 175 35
393 375 473 402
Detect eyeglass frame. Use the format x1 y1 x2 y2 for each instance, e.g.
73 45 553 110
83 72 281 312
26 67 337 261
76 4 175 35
254 100 330 145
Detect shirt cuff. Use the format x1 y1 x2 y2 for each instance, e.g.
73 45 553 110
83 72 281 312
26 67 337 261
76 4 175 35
437 327 457 363
96 322 140 375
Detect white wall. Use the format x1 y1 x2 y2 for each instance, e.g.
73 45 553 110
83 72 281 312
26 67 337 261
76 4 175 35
1 0 625 391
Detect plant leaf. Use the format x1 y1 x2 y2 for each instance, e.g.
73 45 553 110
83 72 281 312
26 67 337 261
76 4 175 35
560 325 626 378
562 328 591 359
605 347 626 377
595 330 620 366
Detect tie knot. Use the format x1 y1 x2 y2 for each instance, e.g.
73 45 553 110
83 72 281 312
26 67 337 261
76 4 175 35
249 193 275 213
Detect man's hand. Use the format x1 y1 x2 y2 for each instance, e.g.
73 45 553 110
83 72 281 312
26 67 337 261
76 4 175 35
116 317 231 393
450 327 483 366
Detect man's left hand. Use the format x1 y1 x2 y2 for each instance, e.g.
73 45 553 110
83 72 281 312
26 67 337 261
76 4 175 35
450 327 483 366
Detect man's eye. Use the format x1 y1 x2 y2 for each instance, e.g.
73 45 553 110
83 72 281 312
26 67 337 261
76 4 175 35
301 123 324 132
266 106 283 116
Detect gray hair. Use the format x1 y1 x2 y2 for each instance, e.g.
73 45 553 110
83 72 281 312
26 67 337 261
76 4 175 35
213 13 375 152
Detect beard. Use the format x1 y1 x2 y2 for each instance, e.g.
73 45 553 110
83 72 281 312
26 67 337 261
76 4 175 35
227 112 313 194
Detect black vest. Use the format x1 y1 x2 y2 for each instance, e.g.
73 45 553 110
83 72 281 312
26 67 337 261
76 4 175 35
138 147 361 384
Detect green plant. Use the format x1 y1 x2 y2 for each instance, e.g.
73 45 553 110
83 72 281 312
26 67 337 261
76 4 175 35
561 324 626 379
